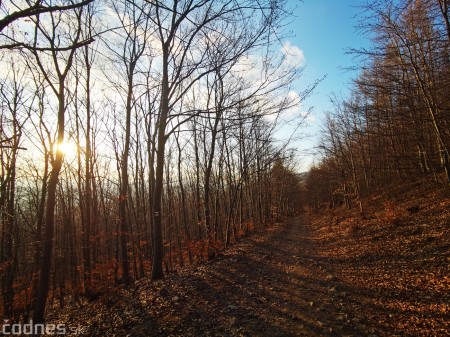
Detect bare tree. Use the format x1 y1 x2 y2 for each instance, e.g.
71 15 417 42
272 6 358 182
0 59 32 317
147 0 296 280
23 2 90 323
102 0 154 285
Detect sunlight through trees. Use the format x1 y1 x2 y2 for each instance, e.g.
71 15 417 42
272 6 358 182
0 0 308 321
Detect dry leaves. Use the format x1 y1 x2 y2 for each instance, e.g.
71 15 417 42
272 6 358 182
45 179 449 336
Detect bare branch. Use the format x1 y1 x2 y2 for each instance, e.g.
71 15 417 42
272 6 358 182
0 0 94 32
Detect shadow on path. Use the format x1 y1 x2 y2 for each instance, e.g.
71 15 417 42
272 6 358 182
57 213 449 336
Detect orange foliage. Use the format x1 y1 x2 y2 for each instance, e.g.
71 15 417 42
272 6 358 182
237 219 255 237
341 216 361 233
89 259 118 293
186 239 224 261
383 200 407 226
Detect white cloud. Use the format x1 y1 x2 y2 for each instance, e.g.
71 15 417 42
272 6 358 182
281 41 306 68
274 90 315 123
286 91 301 113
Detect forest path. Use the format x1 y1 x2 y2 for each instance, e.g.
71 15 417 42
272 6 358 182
128 216 359 337
58 216 373 336
172 215 351 337
55 185 450 336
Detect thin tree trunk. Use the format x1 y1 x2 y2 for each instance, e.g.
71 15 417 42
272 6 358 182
33 84 65 323
151 46 169 281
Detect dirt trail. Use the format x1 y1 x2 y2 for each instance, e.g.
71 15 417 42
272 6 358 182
175 216 354 337
158 216 343 337
53 212 449 336
58 216 362 337
178 215 369 337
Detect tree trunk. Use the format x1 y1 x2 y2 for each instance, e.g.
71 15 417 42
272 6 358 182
151 47 169 281
33 146 63 323
33 74 66 323
83 44 93 295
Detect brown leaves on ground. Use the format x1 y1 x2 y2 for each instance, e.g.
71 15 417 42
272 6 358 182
313 179 450 336
47 179 449 336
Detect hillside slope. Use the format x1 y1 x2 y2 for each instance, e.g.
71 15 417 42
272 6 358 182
307 178 450 336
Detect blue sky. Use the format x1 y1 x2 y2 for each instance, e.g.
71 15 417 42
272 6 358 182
284 0 371 170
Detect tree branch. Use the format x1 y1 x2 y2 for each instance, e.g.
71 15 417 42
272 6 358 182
0 37 94 51
0 0 94 32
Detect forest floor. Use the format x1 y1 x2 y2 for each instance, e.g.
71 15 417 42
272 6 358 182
49 179 450 337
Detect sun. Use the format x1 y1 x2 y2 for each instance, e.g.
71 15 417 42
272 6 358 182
56 140 78 158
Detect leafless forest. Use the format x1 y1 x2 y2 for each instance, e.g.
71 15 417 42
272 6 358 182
1 0 449 331
0 0 309 322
